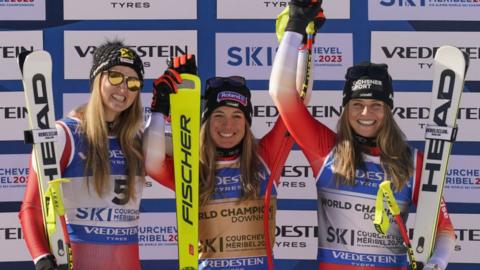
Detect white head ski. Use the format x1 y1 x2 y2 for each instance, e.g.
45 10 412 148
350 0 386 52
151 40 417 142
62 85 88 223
412 45 468 264
19 50 73 269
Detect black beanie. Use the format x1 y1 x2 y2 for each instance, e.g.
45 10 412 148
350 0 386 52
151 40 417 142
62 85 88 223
202 77 253 125
342 61 394 109
89 41 144 86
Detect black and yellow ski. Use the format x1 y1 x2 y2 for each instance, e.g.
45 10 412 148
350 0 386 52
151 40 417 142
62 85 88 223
170 73 201 270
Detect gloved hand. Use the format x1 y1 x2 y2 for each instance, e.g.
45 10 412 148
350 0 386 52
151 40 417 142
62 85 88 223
35 254 58 270
286 0 324 35
170 54 198 75
151 54 197 115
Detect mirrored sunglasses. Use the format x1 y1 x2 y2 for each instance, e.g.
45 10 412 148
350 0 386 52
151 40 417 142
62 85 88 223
206 76 246 89
104 70 143 92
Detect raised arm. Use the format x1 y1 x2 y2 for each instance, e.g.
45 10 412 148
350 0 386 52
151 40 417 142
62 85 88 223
270 12 335 175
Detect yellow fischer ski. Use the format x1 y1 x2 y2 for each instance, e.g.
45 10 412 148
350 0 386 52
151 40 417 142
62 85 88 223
170 73 201 270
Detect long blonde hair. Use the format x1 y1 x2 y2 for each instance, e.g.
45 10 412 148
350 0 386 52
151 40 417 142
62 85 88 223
333 104 413 191
199 118 260 205
73 74 145 202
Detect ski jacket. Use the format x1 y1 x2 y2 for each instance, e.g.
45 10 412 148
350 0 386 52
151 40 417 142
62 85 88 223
146 114 294 270
19 117 149 270
269 31 455 270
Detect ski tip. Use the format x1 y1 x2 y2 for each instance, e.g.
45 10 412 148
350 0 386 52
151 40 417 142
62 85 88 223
18 50 53 76
435 45 465 63
18 50 33 74
435 45 461 57
435 45 467 75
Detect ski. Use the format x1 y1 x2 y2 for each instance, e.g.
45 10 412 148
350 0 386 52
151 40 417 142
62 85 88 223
412 45 468 264
19 50 73 269
170 73 201 270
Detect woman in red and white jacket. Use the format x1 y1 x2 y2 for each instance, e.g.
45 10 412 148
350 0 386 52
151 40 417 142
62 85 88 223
145 55 306 270
268 2 455 270
20 41 164 270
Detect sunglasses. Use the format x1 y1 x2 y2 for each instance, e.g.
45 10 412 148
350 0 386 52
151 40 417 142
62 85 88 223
104 70 143 92
346 63 390 81
206 76 246 89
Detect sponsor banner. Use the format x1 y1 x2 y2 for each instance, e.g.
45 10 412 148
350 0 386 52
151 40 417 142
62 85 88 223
0 92 29 141
392 92 479 141
444 155 480 204
406 214 480 264
143 177 175 199
371 31 480 81
216 33 352 80
250 90 280 139
274 210 318 259
64 30 197 80
0 31 43 80
250 89 319 202
369 0 480 21
0 154 29 202
250 90 339 139
277 151 317 200
217 0 349 19
0 0 45 21
63 0 196 20
449 214 480 264
0 213 30 262
139 212 178 260
313 34 353 79
62 93 89 116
